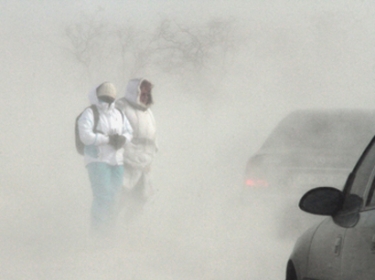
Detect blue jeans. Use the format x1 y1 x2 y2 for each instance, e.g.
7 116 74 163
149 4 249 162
86 162 124 234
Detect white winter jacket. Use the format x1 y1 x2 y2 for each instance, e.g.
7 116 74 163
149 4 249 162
78 86 133 166
116 78 158 169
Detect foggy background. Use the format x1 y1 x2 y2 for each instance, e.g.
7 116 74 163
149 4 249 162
1 0 375 279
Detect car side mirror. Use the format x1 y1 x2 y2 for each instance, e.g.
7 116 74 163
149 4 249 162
299 187 363 228
333 194 363 228
299 187 344 216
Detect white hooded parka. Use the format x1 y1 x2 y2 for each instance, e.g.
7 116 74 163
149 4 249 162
116 78 158 170
78 85 133 166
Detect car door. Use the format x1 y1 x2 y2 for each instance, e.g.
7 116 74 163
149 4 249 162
305 218 346 280
305 137 375 280
340 139 375 280
341 207 375 280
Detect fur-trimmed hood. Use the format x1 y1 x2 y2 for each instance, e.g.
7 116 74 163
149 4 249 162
120 78 153 111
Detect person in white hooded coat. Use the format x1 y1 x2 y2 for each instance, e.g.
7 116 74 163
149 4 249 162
116 78 158 215
78 82 133 234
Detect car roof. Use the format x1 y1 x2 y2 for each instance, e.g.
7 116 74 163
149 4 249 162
260 109 375 153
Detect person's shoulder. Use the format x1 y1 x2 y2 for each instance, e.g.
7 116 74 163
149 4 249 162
79 106 95 120
146 107 154 115
84 105 96 114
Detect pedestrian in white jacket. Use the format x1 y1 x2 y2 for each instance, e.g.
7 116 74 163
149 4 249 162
78 82 133 235
116 78 158 218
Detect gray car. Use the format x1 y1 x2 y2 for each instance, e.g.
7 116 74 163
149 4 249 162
243 109 375 238
286 134 375 280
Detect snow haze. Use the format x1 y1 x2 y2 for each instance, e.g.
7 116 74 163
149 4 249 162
1 1 375 279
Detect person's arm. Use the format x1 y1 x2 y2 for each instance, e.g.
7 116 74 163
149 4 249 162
122 116 133 143
120 111 133 143
78 108 109 146
149 110 159 152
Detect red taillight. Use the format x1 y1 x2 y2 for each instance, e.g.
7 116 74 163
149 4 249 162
245 179 269 187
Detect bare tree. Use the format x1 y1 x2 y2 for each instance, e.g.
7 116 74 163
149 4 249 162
154 18 236 75
64 11 110 84
63 14 237 90
115 25 160 79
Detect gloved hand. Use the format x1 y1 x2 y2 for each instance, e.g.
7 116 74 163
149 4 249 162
108 134 126 150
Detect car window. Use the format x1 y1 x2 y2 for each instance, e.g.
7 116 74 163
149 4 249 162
365 178 375 207
348 140 375 198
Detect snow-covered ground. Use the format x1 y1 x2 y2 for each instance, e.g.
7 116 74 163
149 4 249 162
0 151 296 279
